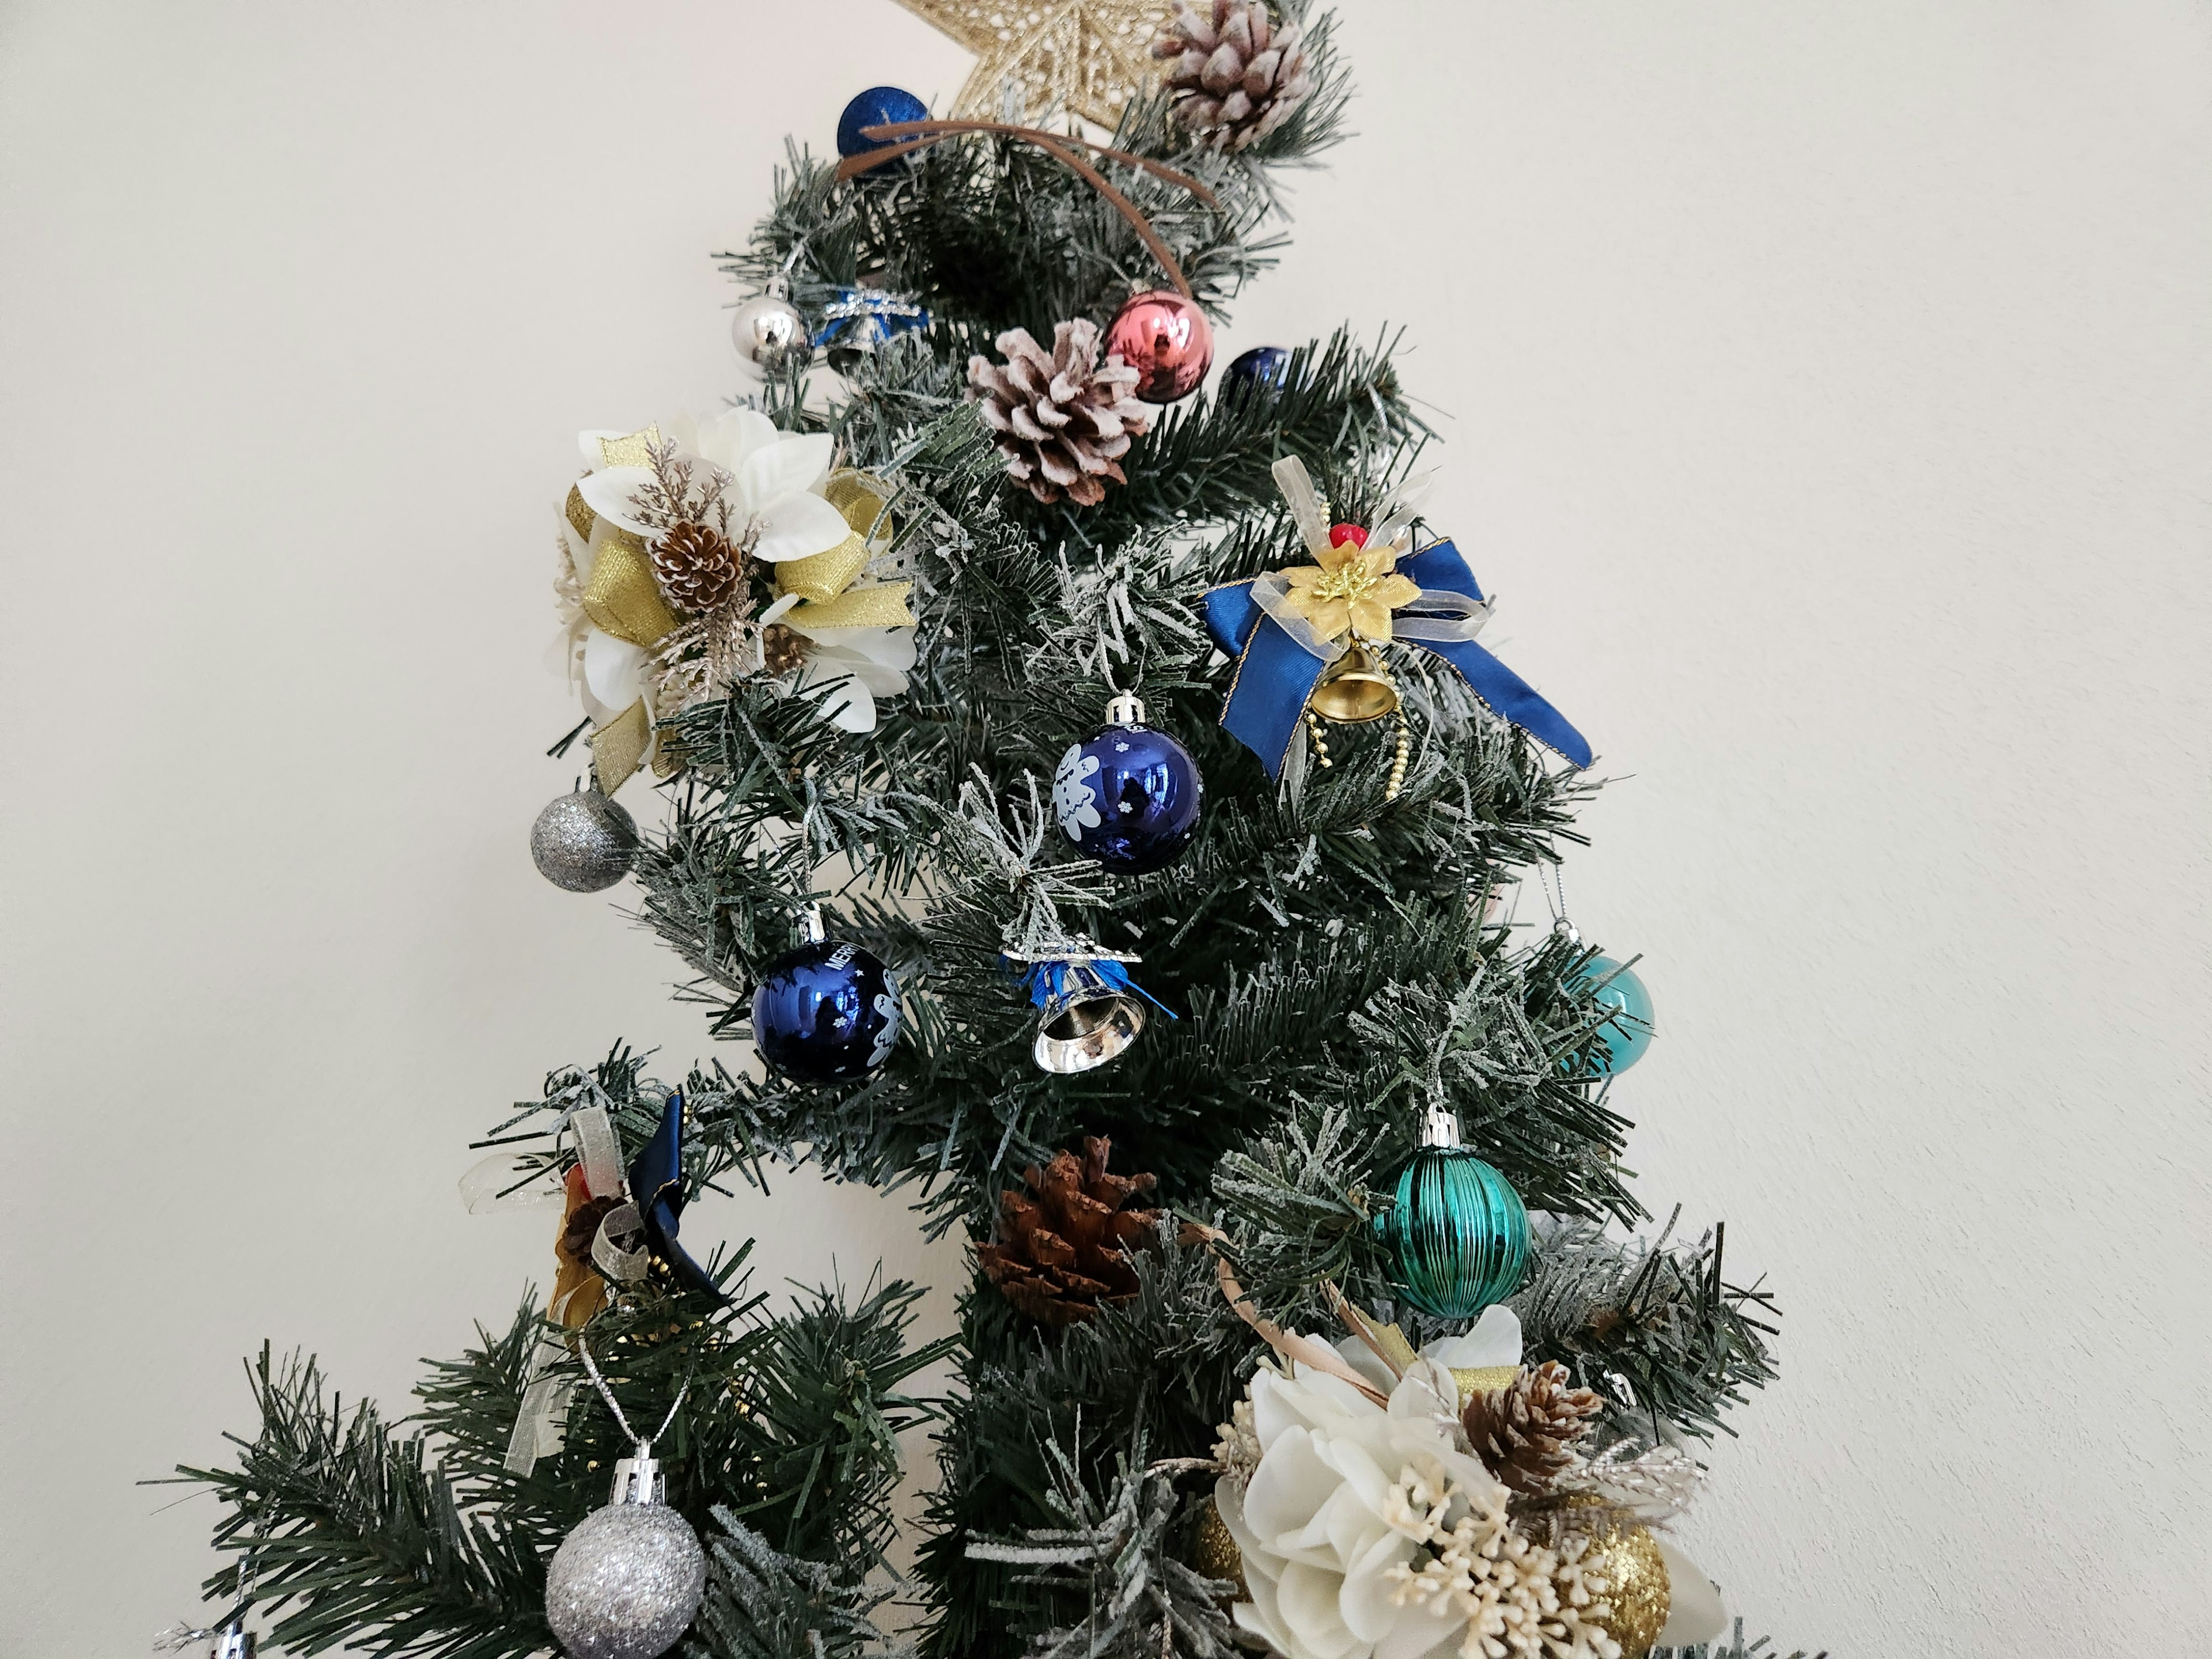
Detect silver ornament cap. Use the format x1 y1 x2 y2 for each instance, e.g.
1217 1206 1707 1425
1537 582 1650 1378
544 1441 706 1659
730 274 809 379
532 787 639 893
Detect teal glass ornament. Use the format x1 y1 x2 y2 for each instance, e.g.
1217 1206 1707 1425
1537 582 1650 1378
1376 1111 1529 1319
1580 955 1654 1073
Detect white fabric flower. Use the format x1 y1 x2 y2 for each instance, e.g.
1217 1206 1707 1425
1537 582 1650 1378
574 409 851 563
783 623 916 734
1215 1359 1500 1659
1336 1306 1526 1398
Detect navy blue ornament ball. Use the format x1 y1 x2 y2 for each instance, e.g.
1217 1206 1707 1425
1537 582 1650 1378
1055 697 1203 875
752 937 903 1083
836 86 929 159
1224 345 1290 395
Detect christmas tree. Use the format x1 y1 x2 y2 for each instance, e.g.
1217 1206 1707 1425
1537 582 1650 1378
172 10 1804 1659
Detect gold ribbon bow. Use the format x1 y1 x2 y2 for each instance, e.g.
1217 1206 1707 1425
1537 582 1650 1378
772 470 914 630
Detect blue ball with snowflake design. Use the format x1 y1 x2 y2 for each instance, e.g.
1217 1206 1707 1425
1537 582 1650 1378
1054 697 1203 876
752 937 903 1083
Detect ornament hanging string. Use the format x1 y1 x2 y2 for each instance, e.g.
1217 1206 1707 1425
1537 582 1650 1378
577 1334 693 1450
838 119 1219 301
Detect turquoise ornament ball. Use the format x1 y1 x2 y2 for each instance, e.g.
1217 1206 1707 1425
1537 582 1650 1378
1580 956 1654 1073
1376 1147 1529 1319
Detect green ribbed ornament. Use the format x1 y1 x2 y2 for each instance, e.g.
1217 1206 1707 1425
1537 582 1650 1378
1376 1118 1529 1319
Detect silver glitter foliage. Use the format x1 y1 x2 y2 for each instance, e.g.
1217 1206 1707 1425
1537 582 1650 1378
544 1502 706 1659
531 788 639 893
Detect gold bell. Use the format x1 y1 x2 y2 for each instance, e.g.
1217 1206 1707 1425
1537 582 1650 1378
1307 643 1400 724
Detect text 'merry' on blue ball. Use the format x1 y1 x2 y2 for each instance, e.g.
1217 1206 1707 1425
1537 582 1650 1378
838 86 930 159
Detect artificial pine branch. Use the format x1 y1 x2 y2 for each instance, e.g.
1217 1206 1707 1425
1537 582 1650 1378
1509 1214 1782 1442
690 1510 891 1659
965 1434 1238 1659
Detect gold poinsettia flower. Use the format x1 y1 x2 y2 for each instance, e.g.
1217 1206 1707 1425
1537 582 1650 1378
1275 535 1423 642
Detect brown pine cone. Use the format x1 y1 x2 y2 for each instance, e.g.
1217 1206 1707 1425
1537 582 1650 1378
1152 1 1313 152
967 321 1152 507
651 520 741 613
976 1135 1162 1325
1463 1361 1604 1495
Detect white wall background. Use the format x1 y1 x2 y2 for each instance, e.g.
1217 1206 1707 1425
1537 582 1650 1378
3 2 2206 1652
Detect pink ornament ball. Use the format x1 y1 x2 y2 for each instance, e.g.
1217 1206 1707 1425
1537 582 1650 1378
1104 290 1214 403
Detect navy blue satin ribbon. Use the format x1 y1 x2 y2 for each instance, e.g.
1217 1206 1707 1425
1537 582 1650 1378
1203 537 1592 777
1005 956 1180 1020
626 1093 724 1301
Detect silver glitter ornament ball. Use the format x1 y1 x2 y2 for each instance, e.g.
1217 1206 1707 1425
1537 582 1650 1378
531 787 639 893
731 278 809 378
544 1502 706 1659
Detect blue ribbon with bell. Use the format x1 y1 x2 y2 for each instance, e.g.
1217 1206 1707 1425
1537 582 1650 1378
813 287 929 349
1204 458 1592 779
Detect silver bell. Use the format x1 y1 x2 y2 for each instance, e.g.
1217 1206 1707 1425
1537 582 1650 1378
1033 961 1146 1074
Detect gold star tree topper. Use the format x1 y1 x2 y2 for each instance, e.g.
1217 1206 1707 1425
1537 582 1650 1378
892 0 1175 128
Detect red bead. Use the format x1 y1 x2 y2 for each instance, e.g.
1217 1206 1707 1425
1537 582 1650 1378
1104 289 1215 403
1330 522 1369 548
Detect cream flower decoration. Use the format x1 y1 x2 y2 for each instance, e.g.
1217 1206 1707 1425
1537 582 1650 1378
1325 1308 1729 1654
1215 1357 1616 1659
574 408 851 563
1277 528 1423 644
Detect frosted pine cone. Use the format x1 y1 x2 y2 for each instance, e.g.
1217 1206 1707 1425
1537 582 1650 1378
650 520 741 613
1462 1361 1604 1495
1153 1 1312 151
976 1136 1161 1324
967 320 1152 507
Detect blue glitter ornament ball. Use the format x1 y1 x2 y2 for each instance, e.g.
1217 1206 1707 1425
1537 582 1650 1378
1054 696 1203 875
836 86 929 159
1376 1139 1529 1319
752 934 902 1083
1580 955 1654 1073
1224 346 1290 395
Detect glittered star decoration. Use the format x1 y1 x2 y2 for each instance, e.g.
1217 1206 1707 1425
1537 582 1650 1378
892 0 1176 130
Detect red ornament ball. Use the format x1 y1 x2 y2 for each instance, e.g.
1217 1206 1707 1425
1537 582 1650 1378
1105 290 1214 403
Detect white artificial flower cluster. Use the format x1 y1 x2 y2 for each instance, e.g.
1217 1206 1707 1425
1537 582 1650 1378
1214 1356 1618 1659
1382 1465 1616 1659
560 410 915 739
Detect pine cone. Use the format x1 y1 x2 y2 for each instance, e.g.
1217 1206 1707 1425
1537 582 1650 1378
967 321 1152 507
651 520 741 613
759 622 808 677
1153 1 1313 152
976 1136 1162 1325
1462 1361 1604 1495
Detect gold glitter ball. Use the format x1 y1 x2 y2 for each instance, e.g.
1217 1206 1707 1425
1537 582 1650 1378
892 0 1175 128
1189 1494 1247 1599
1528 1495 1671 1659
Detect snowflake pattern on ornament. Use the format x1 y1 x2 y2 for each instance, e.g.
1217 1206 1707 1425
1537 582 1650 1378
869 974 903 1069
1054 744 1103 840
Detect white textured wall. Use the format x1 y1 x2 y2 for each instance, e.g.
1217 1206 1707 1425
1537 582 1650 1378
3 2 2207 1652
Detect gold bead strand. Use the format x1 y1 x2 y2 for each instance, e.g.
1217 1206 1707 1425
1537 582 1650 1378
1384 710 1411 802
1306 710 1334 768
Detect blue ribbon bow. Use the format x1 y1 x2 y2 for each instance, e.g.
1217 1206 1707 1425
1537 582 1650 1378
1005 956 1180 1021
813 287 929 349
1203 537 1592 778
626 1092 724 1301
